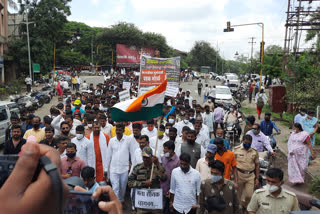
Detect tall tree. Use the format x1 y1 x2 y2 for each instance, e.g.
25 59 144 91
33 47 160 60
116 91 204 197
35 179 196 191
187 41 221 73
8 0 71 75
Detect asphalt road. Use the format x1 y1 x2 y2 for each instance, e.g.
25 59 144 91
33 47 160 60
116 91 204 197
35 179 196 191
35 75 105 119
32 76 318 212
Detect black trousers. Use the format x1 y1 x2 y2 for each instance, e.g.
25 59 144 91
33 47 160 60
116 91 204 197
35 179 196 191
27 84 31 92
248 91 253 103
198 88 202 96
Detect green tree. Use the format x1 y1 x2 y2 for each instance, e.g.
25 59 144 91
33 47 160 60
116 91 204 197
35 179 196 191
187 41 221 73
8 0 71 76
96 22 173 64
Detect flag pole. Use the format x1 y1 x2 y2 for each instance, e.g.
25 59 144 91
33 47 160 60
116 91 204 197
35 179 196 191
149 117 162 183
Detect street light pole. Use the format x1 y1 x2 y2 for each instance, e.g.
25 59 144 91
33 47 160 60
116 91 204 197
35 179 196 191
26 9 33 84
225 22 264 90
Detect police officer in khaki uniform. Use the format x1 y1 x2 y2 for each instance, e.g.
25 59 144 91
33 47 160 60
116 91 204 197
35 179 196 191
128 146 167 214
247 168 300 214
233 134 259 210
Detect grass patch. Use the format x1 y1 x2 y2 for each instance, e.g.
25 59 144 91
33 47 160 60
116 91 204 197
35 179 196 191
240 107 256 115
316 134 320 145
309 177 320 198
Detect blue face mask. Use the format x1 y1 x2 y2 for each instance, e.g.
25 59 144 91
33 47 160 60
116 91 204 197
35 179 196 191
230 108 233 112
211 175 222 183
243 143 251 150
252 129 258 135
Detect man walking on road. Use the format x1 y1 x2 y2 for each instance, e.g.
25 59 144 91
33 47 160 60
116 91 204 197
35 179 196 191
25 75 32 92
198 80 203 96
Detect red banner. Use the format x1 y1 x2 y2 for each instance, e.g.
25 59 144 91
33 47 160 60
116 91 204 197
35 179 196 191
140 70 166 86
116 44 154 64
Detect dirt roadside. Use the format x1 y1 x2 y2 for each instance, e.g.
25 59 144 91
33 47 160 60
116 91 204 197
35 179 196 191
241 98 320 197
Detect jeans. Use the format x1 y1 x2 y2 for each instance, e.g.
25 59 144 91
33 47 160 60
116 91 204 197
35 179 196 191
110 171 128 202
268 135 277 148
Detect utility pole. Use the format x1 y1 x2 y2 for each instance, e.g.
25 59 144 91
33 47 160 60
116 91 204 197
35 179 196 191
248 37 256 59
293 0 302 60
91 37 94 72
282 0 291 73
216 41 219 73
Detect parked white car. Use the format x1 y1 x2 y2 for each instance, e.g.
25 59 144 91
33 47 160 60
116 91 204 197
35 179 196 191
215 75 225 81
0 101 18 145
225 75 240 88
214 86 233 105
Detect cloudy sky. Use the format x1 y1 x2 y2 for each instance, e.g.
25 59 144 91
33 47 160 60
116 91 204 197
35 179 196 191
69 0 318 60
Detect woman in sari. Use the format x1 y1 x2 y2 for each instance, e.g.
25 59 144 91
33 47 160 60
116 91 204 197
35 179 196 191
288 123 316 184
301 110 318 160
56 81 63 97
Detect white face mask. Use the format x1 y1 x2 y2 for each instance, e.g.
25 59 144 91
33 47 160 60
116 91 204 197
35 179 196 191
165 129 169 134
183 119 189 123
264 184 279 193
76 134 84 140
87 124 93 128
164 152 170 158
168 118 175 124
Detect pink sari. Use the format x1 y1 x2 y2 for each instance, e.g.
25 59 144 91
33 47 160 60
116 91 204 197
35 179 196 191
56 81 63 96
288 131 310 183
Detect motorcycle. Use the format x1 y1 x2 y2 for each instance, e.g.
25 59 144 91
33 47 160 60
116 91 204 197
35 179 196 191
258 151 275 187
10 94 39 110
30 91 46 108
266 132 280 149
224 122 240 149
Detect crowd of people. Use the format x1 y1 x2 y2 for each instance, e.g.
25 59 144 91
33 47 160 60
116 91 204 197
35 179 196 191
3 69 318 214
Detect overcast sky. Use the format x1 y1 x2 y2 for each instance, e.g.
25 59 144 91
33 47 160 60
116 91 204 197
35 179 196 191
67 0 318 60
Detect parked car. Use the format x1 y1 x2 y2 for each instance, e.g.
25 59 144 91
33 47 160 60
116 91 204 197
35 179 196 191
215 75 225 81
0 101 18 146
214 86 233 105
192 71 200 79
226 74 240 88
209 72 218 79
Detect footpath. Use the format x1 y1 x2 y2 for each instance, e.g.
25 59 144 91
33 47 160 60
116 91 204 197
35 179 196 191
241 99 320 180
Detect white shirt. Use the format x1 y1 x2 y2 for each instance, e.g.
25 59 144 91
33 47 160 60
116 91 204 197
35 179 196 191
255 93 267 104
51 115 76 136
195 132 210 149
185 95 193 106
141 127 158 139
131 148 143 174
176 120 194 136
105 135 136 174
149 135 169 156
175 136 184 149
199 124 210 138
170 167 201 213
101 124 113 137
76 76 81 84
202 112 215 132
25 77 32 85
71 136 95 168
61 81 69 89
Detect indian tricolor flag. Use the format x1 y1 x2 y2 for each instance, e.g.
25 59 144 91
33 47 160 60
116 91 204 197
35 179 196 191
111 80 167 122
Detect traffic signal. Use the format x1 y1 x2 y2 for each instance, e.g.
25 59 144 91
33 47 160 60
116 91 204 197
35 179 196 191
224 21 234 32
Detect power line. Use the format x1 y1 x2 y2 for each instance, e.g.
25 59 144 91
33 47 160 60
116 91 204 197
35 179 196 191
248 37 256 59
